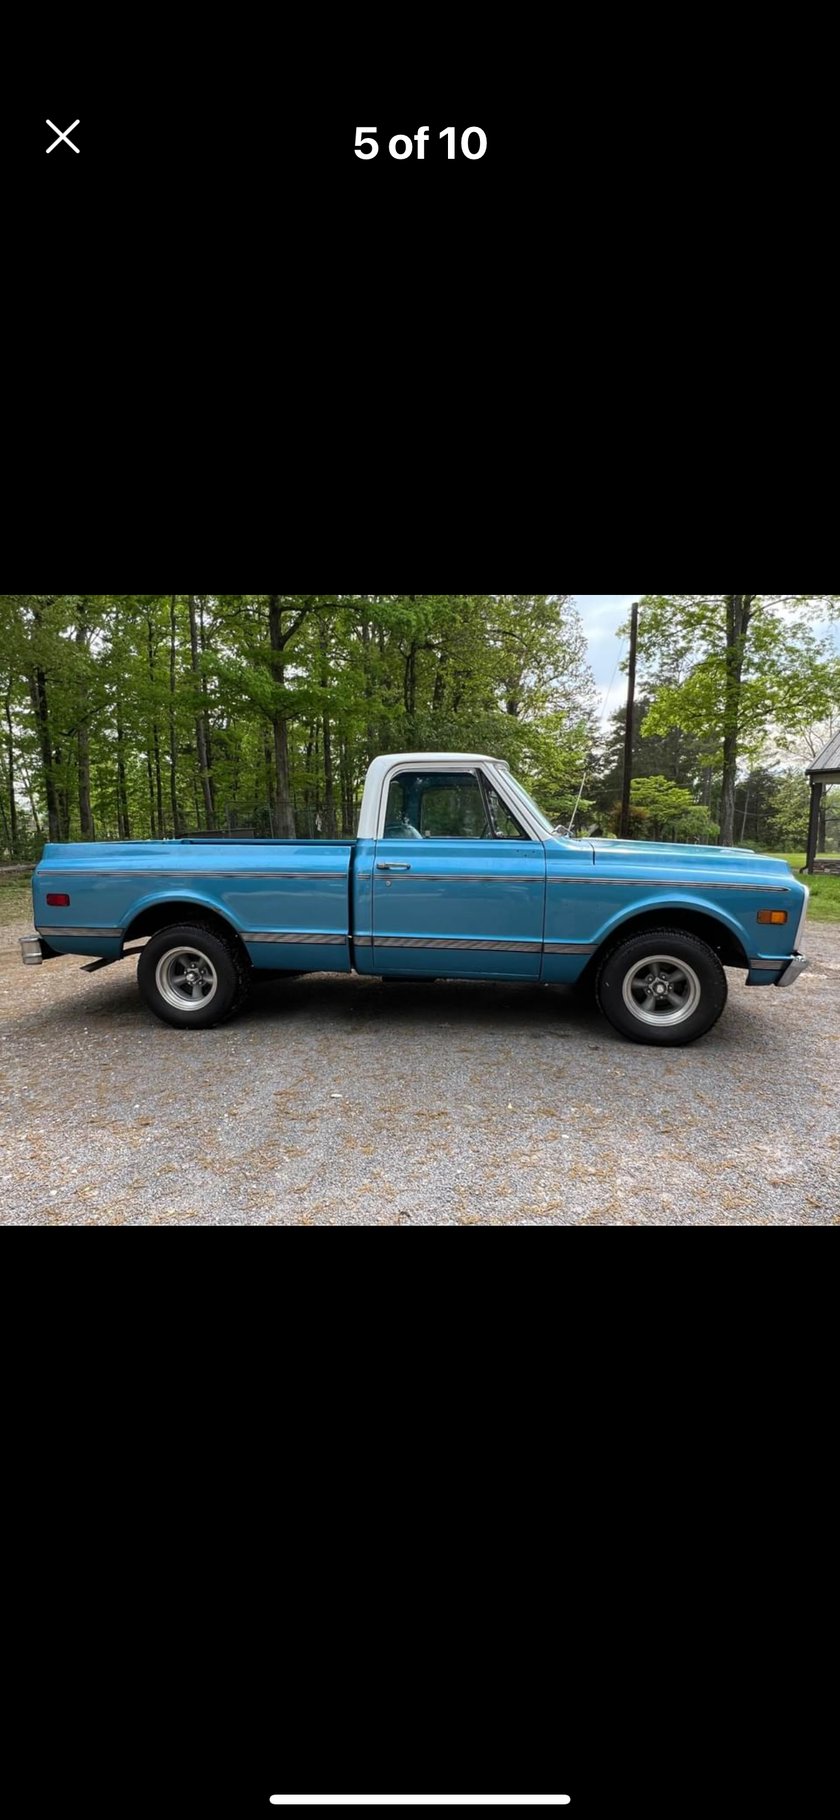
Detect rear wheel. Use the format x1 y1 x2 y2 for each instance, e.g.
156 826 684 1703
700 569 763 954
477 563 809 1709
137 922 251 1029
595 927 727 1046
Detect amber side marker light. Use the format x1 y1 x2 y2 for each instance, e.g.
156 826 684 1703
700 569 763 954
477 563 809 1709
757 909 788 924
46 893 71 907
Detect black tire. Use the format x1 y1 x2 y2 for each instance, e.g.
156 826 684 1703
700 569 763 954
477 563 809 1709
137 921 251 1029
595 926 727 1046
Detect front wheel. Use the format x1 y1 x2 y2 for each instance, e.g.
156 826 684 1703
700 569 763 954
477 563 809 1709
137 922 251 1029
595 927 727 1046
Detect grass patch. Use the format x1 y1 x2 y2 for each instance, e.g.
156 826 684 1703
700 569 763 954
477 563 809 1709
770 854 840 924
0 875 33 929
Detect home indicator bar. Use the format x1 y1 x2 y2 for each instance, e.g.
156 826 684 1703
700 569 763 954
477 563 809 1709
269 1801 571 1809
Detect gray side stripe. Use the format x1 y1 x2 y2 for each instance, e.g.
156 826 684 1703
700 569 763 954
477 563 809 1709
38 925 123 938
549 876 791 893
36 867 347 880
355 936 596 953
244 932 346 945
373 936 543 952
367 936 596 954
381 873 541 884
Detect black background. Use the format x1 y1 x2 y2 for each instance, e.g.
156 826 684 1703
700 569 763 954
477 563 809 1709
2 29 832 1820
7 1263 832 1820
4 31 830 561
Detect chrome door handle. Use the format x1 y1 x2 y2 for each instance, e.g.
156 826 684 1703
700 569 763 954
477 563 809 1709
376 862 411 871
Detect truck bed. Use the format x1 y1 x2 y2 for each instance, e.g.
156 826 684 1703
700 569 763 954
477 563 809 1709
32 838 361 971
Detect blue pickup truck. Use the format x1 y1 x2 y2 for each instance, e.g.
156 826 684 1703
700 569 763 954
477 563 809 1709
19 750 809 1045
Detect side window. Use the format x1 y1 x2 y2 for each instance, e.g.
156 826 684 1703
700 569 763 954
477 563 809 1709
420 776 489 837
382 771 490 839
383 775 424 838
483 780 528 839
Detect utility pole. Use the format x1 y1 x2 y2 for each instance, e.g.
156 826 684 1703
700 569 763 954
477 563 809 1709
618 600 639 838
740 790 750 843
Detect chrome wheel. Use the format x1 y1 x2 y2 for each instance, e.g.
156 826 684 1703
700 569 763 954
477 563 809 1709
621 953 702 1027
155 946 218 1010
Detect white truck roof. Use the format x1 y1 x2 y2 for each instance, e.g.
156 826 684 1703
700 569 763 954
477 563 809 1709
357 752 511 839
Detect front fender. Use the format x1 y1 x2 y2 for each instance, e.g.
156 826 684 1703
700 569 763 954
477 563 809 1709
589 891 751 956
541 887 754 984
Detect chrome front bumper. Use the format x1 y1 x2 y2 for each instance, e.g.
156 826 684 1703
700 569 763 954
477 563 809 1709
775 953 809 988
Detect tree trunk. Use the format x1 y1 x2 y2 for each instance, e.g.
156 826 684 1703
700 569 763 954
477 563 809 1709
319 624 336 836
19 753 43 838
146 747 157 838
188 594 214 828
75 607 94 839
115 693 131 838
28 602 65 840
271 713 295 837
360 616 377 762
267 595 296 837
404 642 417 718
303 723 317 837
146 612 163 836
264 739 276 816
719 594 753 846
168 595 183 835
77 717 93 837
54 752 71 843
339 738 353 835
199 597 216 821
4 695 18 854
154 728 164 837
30 667 62 841
432 647 448 712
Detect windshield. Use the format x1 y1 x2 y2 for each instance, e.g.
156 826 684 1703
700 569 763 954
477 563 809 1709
497 768 556 836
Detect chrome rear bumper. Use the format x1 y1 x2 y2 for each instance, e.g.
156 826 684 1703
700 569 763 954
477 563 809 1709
775 953 809 988
20 933 60 966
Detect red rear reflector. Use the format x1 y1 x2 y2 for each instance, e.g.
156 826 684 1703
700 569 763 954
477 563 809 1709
46 893 71 907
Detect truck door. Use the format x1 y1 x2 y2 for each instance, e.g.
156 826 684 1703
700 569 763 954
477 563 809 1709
371 766 546 979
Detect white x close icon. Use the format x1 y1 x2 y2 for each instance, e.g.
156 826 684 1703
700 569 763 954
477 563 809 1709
46 119 80 154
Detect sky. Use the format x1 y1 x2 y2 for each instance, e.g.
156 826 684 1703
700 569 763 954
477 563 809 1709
574 593 840 737
573 595 640 726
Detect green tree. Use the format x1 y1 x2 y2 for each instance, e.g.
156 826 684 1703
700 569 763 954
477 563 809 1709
629 775 717 842
631 595 840 846
768 772 811 848
591 692 710 822
0 594 597 851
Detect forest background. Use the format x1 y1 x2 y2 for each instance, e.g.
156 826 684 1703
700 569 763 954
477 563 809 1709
1 594 838 863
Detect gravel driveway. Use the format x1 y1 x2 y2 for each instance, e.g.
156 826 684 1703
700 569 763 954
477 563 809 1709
1 922 838 1225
